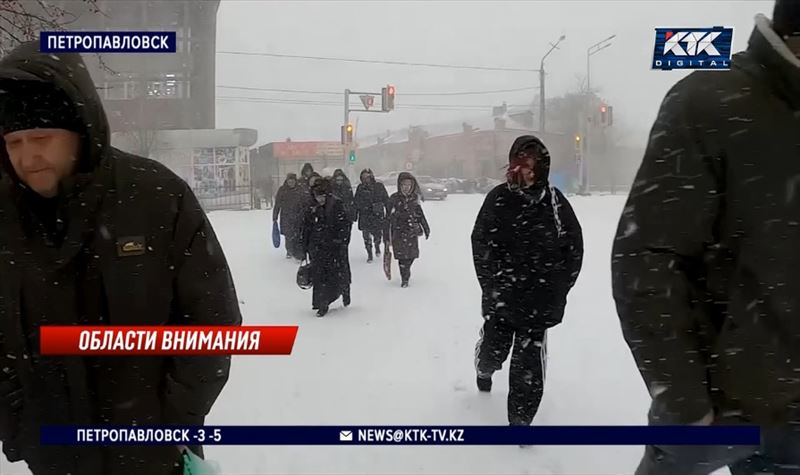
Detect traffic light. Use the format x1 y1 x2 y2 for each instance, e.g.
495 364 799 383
382 85 396 112
341 123 354 144
348 150 356 162
599 104 613 127
574 134 581 151
606 106 613 126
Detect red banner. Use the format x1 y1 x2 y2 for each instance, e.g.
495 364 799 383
272 141 344 159
40 326 298 356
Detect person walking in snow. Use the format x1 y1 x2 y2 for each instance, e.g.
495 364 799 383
299 162 315 189
273 173 306 260
471 135 583 426
332 168 355 222
354 168 389 262
613 2 800 473
300 177 352 317
386 172 430 288
0 40 241 475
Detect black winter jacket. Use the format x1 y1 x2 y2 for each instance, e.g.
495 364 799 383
0 41 241 475
612 17 800 425
354 172 389 232
472 184 582 330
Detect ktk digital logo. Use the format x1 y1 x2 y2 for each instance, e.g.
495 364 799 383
652 27 733 70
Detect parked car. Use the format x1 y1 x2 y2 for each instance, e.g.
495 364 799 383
417 175 448 200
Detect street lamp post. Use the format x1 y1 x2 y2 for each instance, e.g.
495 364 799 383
580 34 615 195
539 34 566 134
587 34 616 94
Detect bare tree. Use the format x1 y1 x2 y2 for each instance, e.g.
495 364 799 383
0 0 112 72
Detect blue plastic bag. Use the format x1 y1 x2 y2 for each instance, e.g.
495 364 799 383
272 221 281 248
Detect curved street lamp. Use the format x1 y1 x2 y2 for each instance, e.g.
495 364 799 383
587 34 616 94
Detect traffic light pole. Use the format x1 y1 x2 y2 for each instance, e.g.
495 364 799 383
342 86 396 183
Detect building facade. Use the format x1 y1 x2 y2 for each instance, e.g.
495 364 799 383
55 0 219 132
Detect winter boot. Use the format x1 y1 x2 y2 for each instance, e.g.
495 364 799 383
375 243 381 257
401 280 409 288
476 372 493 392
342 288 351 307
367 248 373 263
317 306 329 317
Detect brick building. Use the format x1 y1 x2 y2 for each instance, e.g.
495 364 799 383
358 115 574 182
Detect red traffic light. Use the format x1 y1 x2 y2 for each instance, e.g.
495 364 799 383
600 105 607 113
388 85 395 95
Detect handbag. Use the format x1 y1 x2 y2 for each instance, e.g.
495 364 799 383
296 260 312 289
272 221 281 248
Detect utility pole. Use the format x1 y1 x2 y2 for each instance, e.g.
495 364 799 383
539 34 566 133
344 89 351 181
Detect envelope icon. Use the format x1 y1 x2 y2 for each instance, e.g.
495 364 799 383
339 430 353 442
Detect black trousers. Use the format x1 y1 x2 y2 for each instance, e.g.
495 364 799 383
398 258 414 282
636 423 800 475
285 233 303 260
362 229 383 253
474 316 547 425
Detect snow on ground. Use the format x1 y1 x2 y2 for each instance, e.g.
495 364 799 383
1 194 729 475
206 193 651 475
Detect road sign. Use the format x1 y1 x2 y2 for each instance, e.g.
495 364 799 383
359 95 374 110
405 162 413 170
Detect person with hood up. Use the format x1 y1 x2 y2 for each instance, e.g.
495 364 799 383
614 2 800 473
0 41 242 475
331 168 355 222
300 177 352 317
354 168 390 262
385 172 430 288
471 135 583 427
273 173 307 260
299 162 315 188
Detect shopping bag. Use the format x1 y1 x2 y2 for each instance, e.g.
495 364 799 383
272 222 281 248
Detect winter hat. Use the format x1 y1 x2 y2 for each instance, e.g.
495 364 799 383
301 162 314 177
311 176 332 196
773 0 800 37
507 135 551 187
0 80 84 136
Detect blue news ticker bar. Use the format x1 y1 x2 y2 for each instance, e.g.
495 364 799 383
40 32 177 53
40 425 761 446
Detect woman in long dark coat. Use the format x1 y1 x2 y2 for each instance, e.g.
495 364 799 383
386 172 430 287
273 173 306 260
301 178 352 316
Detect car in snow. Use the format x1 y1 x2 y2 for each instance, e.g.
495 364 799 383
417 175 448 200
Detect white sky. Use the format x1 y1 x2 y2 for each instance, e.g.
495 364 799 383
215 0 774 147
